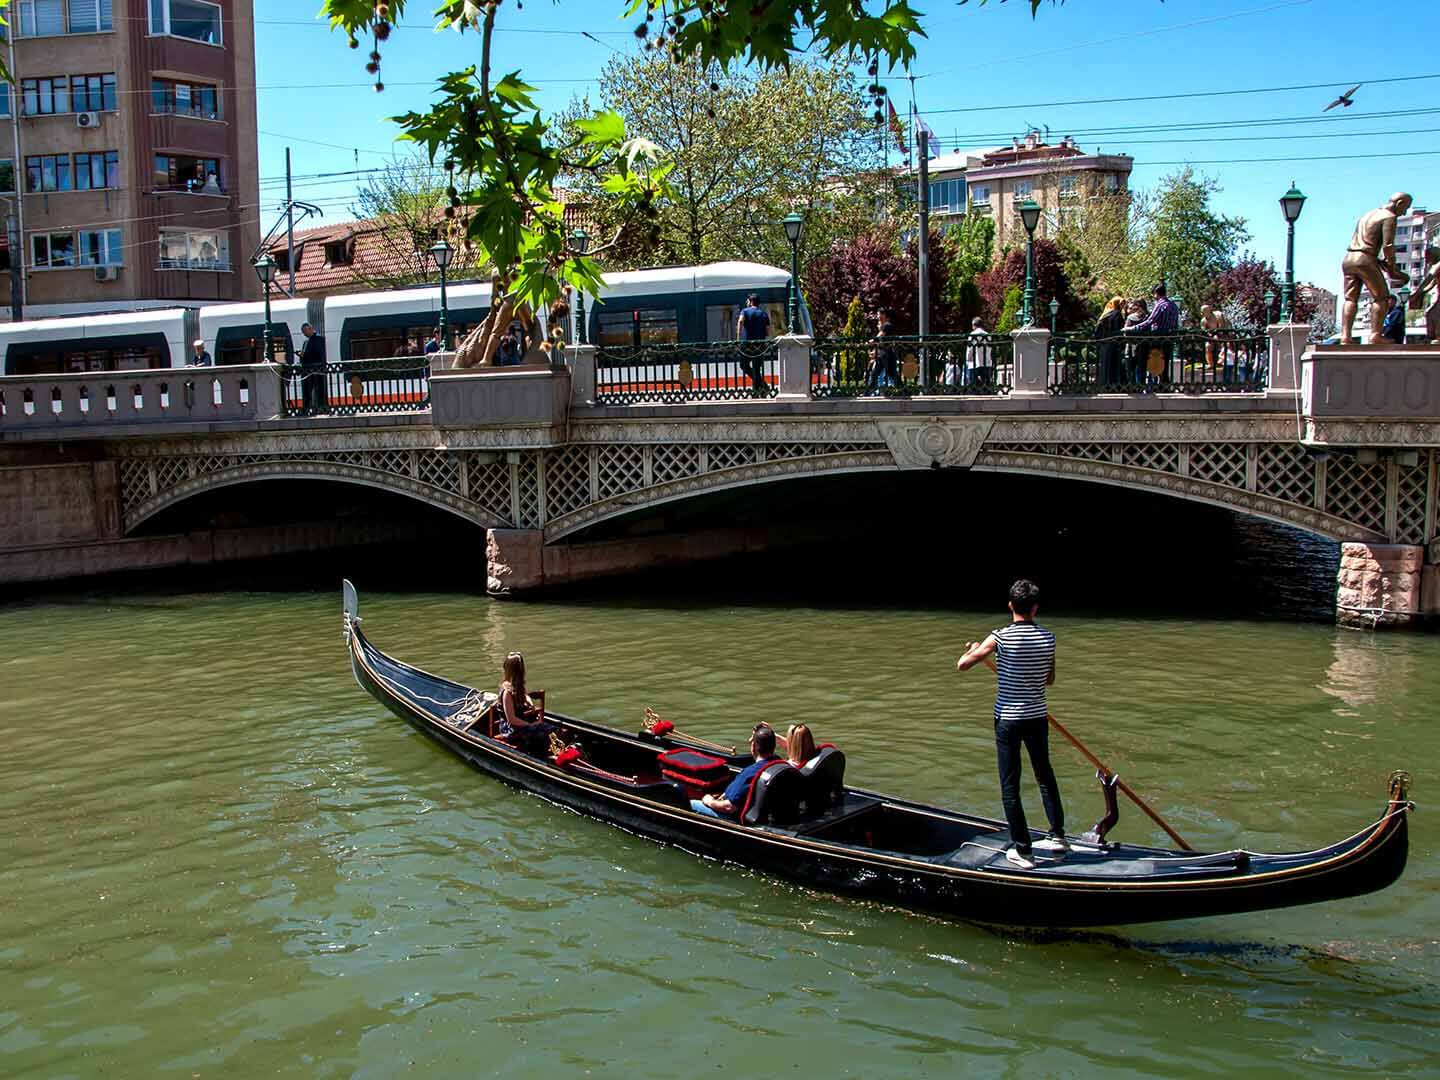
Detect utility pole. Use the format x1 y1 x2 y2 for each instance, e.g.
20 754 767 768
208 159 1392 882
8 32 24 323
285 147 296 298
917 127 930 389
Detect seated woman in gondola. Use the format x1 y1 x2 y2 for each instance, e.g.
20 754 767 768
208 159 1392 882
780 723 818 768
496 651 559 757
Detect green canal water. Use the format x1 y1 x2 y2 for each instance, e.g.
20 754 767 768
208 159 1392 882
2 555 1438 1077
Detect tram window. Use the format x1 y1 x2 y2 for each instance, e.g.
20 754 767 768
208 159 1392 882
705 301 785 341
598 308 679 348
596 312 635 348
217 334 293 365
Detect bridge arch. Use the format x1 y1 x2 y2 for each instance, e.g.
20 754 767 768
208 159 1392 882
122 457 511 535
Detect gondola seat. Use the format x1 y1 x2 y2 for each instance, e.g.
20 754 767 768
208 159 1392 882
740 762 805 827
798 746 845 815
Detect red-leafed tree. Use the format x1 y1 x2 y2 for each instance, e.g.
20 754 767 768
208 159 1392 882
804 228 917 337
974 238 1086 332
1206 256 1317 329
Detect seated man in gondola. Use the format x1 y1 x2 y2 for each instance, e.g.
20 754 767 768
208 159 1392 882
691 723 779 819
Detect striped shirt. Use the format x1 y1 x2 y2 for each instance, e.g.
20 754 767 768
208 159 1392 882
992 621 1055 722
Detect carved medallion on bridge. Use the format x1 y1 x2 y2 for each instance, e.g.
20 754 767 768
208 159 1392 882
878 419 995 469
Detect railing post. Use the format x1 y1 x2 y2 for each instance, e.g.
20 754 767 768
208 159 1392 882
1265 322 1310 394
568 343 597 407
1010 327 1051 397
252 363 284 419
776 333 814 400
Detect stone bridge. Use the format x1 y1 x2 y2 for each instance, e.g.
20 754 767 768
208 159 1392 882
3 327 1438 626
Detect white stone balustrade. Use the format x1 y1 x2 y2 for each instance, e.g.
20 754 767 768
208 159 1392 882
0 364 282 433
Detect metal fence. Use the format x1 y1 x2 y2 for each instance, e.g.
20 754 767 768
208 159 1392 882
593 341 779 404
280 357 431 418
1047 332 1269 394
812 334 1013 397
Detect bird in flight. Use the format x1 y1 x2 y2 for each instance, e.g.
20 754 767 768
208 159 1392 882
1323 84 1361 112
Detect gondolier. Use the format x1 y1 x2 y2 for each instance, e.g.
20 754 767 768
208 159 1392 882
957 579 1066 869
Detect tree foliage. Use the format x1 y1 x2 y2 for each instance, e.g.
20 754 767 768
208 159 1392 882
559 53 887 270
975 238 1085 331
803 228 915 337
315 0 1080 358
349 154 480 289
1207 256 1317 329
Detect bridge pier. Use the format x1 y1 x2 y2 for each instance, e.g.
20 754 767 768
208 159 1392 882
1336 543 1428 629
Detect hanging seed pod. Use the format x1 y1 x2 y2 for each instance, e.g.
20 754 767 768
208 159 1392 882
374 20 391 41
635 22 648 37
868 60 878 76
873 109 883 123
369 50 381 61
365 61 379 74
348 37 359 49
374 80 385 92
706 108 715 119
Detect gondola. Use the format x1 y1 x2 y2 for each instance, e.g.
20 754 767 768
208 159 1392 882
341 583 1412 928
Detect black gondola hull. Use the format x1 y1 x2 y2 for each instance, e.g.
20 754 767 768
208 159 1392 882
344 595 1412 929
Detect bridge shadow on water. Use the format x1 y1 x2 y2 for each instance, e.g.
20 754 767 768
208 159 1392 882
7 470 1341 622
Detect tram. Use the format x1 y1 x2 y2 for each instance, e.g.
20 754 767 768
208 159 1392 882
0 261 805 376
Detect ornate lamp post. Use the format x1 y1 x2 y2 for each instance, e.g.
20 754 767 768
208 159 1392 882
1264 289 1276 325
782 211 805 333
569 227 589 345
429 239 454 349
1048 297 1060 335
1279 182 1307 322
252 254 276 363
1018 198 1042 326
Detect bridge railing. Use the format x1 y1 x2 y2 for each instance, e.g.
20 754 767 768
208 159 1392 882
593 341 780 403
811 334 1013 397
1047 331 1269 394
279 356 432 417
0 364 276 432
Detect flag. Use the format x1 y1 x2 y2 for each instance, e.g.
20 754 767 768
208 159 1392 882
886 96 908 158
917 118 942 157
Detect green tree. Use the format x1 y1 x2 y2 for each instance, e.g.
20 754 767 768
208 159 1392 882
1137 168 1249 316
350 153 478 288
316 0 1080 353
940 211 995 325
994 285 1023 333
560 54 887 271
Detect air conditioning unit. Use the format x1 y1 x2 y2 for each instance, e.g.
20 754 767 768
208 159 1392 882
75 111 100 129
93 265 119 282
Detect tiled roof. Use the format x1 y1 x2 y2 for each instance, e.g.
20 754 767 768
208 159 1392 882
264 202 602 298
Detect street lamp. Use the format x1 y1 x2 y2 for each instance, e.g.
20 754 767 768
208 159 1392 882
569 227 589 345
429 239 454 349
1018 198 1041 326
1264 289 1276 325
1048 297 1060 335
782 211 805 333
1278 182 1307 321
252 254 276 363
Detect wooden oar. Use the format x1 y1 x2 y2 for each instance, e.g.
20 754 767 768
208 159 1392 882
641 707 737 756
980 656 1193 851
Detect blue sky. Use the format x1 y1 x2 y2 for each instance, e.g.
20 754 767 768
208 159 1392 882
254 0 1438 297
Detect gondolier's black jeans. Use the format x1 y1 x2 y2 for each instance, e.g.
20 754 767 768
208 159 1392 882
995 714 1065 855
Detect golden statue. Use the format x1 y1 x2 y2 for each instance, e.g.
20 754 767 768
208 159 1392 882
1340 192 1412 345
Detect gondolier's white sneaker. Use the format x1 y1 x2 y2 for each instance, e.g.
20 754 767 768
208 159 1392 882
1033 836 1070 854
1005 847 1037 869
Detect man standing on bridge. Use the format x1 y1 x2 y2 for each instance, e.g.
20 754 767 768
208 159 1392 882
735 293 771 396
298 322 328 415
956 579 1066 870
1340 192 1412 345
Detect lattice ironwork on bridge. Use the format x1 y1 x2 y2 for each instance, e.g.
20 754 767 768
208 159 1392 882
113 417 1436 548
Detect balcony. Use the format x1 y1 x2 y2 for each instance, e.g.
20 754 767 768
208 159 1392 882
158 256 232 272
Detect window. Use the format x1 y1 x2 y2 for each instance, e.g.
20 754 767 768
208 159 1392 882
15 0 64 37
970 185 991 211
927 177 966 214
71 74 117 112
1011 179 1034 201
78 229 124 265
68 0 113 32
704 302 785 342
154 153 222 193
1058 175 1079 199
31 231 76 268
150 0 223 44
596 308 679 348
159 227 230 270
151 78 220 119
0 84 10 119
0 160 13 194
1103 174 1121 194
324 239 353 266
26 154 72 193
75 151 119 190
21 77 69 116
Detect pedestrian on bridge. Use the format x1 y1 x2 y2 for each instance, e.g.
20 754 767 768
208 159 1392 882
298 323 328 415
736 293 771 395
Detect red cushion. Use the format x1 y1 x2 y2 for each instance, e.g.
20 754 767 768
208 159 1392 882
657 748 728 778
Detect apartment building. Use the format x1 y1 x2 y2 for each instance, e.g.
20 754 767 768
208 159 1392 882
925 132 1133 252
4 0 260 319
1394 207 1437 293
